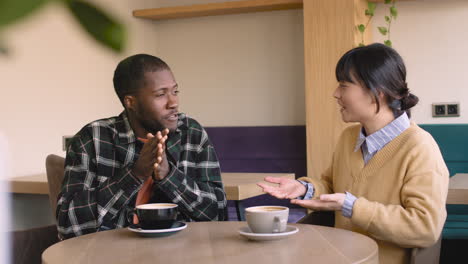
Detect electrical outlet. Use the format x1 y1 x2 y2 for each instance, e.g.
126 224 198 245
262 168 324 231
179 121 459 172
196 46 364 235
447 103 460 117
62 136 74 151
432 103 460 117
432 104 446 117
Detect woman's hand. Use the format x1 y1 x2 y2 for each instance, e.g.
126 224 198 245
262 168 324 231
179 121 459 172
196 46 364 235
291 193 346 211
257 177 307 199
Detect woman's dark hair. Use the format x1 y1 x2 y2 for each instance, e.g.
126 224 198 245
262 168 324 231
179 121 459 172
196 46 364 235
113 54 170 106
335 43 418 118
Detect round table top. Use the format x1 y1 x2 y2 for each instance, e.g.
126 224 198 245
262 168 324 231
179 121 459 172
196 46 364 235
43 222 378 264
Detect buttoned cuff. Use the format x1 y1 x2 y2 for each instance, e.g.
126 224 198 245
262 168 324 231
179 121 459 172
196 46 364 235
342 191 357 218
296 180 315 200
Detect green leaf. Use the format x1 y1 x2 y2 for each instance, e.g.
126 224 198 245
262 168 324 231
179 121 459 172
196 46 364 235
378 27 388 36
390 6 398 19
357 24 366 33
0 0 48 28
384 40 392 47
367 2 377 12
365 9 373 17
0 41 8 56
385 15 390 22
66 0 125 52
384 0 392 4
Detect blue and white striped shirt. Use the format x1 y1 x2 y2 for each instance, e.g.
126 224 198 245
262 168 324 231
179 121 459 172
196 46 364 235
299 112 411 218
354 112 411 165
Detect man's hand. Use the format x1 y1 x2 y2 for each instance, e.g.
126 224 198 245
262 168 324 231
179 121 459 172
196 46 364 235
291 193 346 211
257 177 307 199
132 133 159 180
153 129 170 180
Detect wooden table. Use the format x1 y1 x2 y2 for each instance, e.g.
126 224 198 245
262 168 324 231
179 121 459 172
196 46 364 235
42 222 379 264
447 173 468 204
8 174 48 194
221 173 295 220
6 174 55 230
8 172 294 221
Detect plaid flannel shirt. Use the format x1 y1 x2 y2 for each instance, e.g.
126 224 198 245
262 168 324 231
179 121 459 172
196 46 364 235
56 112 227 239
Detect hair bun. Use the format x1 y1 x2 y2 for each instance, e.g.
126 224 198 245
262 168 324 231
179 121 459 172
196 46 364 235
400 83 410 97
401 93 419 110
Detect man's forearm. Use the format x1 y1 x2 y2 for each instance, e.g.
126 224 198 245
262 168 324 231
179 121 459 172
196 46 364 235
57 165 142 239
156 162 226 221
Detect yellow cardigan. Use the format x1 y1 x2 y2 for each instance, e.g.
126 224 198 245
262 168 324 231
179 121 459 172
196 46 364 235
299 123 448 264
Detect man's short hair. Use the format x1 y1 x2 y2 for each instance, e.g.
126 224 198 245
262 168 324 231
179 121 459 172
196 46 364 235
113 54 170 106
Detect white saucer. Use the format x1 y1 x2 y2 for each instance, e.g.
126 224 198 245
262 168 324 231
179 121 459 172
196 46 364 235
238 225 299 241
128 221 187 237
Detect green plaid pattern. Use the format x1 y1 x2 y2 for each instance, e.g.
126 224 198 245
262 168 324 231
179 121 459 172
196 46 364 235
56 112 227 239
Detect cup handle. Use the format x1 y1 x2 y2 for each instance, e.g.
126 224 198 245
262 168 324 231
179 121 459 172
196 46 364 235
126 208 138 226
272 216 286 233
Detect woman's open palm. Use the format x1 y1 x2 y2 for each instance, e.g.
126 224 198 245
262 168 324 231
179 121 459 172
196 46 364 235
257 177 306 200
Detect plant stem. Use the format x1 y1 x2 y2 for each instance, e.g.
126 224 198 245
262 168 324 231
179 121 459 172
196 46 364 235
387 0 395 43
362 15 372 45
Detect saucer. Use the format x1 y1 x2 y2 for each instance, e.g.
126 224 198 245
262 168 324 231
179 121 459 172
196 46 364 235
128 221 187 237
238 225 299 241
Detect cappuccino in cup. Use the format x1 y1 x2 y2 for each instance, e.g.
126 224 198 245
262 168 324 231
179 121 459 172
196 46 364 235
245 205 289 233
248 206 285 212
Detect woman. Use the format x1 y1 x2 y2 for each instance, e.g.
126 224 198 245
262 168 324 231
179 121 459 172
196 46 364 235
258 43 448 264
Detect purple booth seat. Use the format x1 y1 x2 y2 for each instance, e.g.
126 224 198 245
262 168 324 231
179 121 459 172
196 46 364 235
205 126 307 221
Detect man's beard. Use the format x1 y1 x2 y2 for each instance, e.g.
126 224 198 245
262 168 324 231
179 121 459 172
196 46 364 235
139 118 165 135
133 107 165 135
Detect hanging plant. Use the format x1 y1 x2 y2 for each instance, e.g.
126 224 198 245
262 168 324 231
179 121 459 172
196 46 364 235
378 0 398 47
357 0 398 47
357 2 377 47
0 0 125 56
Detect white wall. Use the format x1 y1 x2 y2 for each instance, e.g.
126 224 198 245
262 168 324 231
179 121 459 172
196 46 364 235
0 1 159 178
150 0 305 127
155 10 305 127
0 0 304 178
3 0 468 178
373 0 468 124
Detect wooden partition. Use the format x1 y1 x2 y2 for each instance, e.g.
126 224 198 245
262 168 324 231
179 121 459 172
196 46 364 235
303 0 371 179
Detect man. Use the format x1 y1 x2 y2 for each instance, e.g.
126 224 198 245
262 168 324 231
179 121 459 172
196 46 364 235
56 54 227 239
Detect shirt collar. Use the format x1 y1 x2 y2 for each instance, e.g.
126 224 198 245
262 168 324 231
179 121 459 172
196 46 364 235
176 112 187 132
354 112 410 153
115 111 137 145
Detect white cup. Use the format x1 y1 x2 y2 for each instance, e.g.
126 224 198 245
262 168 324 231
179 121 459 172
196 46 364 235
245 205 289 233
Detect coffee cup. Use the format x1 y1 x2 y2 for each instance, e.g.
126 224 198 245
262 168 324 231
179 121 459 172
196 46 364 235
245 205 289 233
128 203 178 229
